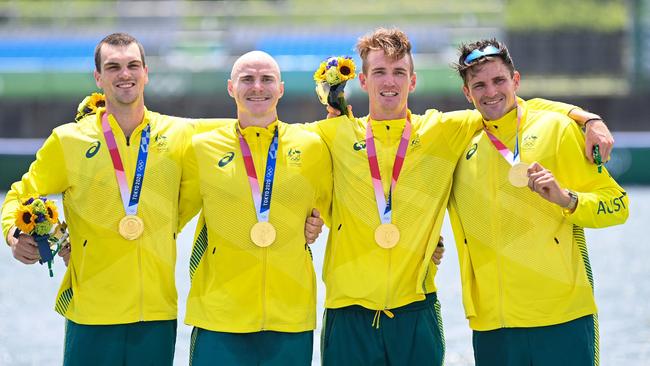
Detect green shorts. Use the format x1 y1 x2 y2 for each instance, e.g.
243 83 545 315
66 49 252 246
473 314 598 366
63 319 177 366
189 328 313 366
321 292 445 366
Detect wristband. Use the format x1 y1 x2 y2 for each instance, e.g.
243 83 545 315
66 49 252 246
12 227 21 239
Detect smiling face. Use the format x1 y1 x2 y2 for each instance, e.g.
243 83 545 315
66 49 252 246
228 51 284 126
93 43 148 110
359 50 416 121
462 58 520 121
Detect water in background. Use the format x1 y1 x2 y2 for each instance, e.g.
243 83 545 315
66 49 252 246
1 187 648 365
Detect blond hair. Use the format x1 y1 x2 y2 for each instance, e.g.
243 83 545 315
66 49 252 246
356 28 414 74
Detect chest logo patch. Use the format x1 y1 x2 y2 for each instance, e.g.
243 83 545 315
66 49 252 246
353 140 366 151
86 141 101 158
522 135 538 149
466 143 478 160
154 134 169 152
287 148 302 166
410 133 421 150
218 152 235 167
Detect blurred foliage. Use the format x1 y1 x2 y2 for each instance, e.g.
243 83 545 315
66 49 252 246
505 0 628 32
0 0 630 32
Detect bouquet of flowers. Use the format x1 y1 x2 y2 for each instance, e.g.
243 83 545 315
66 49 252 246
15 196 68 277
75 92 105 122
314 56 356 118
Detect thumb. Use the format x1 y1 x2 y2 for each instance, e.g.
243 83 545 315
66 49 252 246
311 208 321 218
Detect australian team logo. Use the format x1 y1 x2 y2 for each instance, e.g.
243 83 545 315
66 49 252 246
85 141 101 158
218 152 235 167
522 135 538 150
410 133 421 150
287 148 302 166
154 134 169 152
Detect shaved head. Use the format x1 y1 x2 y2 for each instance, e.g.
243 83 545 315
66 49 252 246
228 50 284 127
230 51 281 80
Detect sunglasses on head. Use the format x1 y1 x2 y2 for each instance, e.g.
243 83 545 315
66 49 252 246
463 45 502 65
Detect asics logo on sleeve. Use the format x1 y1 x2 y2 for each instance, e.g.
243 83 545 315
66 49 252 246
466 143 478 160
218 152 235 167
353 140 366 151
86 141 101 158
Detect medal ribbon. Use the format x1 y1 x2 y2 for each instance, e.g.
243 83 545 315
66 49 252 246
365 114 412 224
237 125 279 223
101 113 151 216
483 100 522 167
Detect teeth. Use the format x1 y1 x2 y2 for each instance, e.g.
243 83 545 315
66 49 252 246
247 97 267 101
116 82 135 88
484 99 501 105
380 92 397 97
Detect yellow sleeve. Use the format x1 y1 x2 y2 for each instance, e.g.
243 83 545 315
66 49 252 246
527 98 578 116
2 132 69 240
556 122 629 228
177 136 203 231
438 108 484 153
314 139 333 227
303 115 353 144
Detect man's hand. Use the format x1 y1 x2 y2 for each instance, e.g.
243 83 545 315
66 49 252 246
305 208 324 244
585 119 613 163
7 228 40 264
527 162 571 207
432 236 445 265
326 105 352 119
58 242 71 267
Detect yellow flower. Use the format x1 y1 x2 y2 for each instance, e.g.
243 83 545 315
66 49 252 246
45 200 59 224
313 62 328 82
75 93 105 122
15 205 36 234
88 93 105 110
336 57 356 81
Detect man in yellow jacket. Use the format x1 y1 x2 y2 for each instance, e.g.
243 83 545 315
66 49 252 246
448 39 629 365
318 28 615 366
1 33 196 365
179 51 332 365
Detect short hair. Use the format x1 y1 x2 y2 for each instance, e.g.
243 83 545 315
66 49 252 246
356 27 414 74
453 38 515 85
94 33 146 72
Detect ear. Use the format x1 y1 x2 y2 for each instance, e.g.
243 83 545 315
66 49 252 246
409 72 417 93
143 65 149 85
359 72 368 92
227 79 235 98
278 81 285 99
513 70 521 92
462 85 473 104
94 70 102 89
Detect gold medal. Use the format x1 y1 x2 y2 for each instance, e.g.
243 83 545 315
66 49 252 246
250 221 276 247
508 162 530 188
119 215 144 240
375 223 400 249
